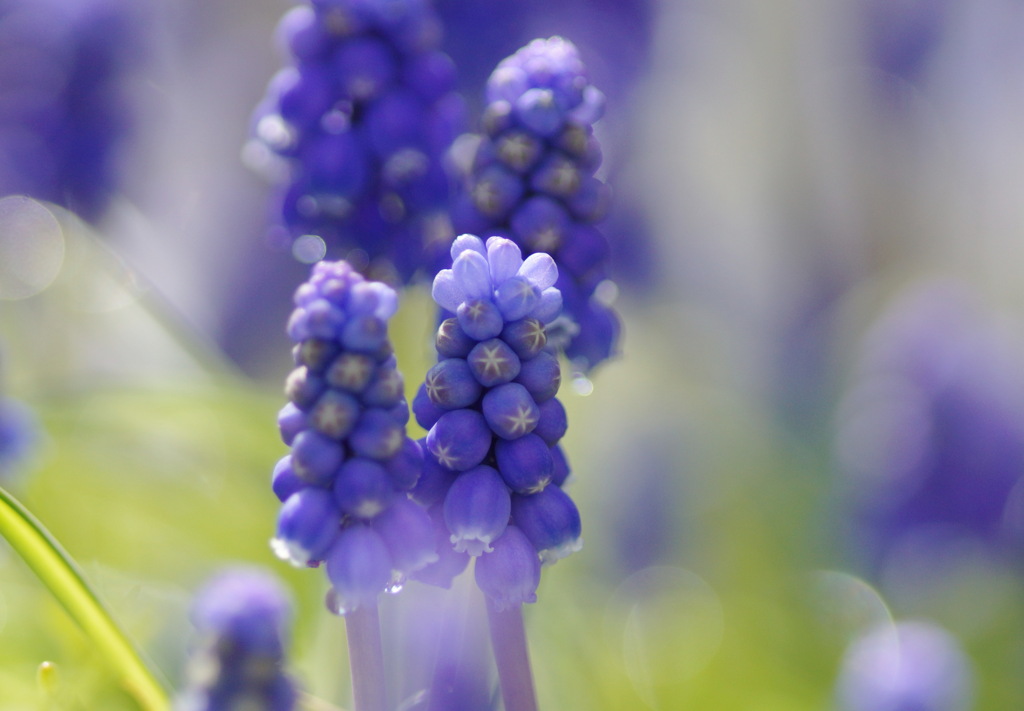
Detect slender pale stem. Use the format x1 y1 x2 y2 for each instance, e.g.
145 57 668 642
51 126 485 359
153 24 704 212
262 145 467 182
426 576 491 711
486 600 538 711
345 604 387 711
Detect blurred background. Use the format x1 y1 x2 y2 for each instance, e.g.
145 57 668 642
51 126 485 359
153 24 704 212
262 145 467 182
1 0 1023 709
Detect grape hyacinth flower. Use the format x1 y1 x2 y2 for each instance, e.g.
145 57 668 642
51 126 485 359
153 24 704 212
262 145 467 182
249 0 466 283
0 0 143 223
836 620 973 711
414 234 581 711
451 37 620 372
272 260 435 614
175 568 299 711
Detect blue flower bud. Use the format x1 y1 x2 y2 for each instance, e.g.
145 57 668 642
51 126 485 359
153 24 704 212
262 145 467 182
334 36 396 101
333 458 395 519
273 489 339 566
514 350 561 403
443 465 512 556
500 318 547 360
371 498 439 574
534 397 568 446
474 525 540 610
340 314 388 352
435 318 476 358
494 276 541 322
272 456 304 503
510 196 569 253
290 430 345 486
495 434 553 494
482 383 539 440
284 367 326 410
471 164 524 219
381 436 420 491
325 352 377 392
308 389 361 440
362 363 405 408
426 409 492 471
295 338 339 373
412 382 444 430
425 358 483 409
411 443 459 506
410 504 471 588
349 408 405 460
550 444 571 487
325 524 393 614
511 487 582 564
467 338 521 387
277 403 306 446
457 298 505 341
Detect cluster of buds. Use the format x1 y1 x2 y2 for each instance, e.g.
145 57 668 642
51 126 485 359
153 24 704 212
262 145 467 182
250 0 466 281
410 234 582 608
271 260 437 613
452 36 619 371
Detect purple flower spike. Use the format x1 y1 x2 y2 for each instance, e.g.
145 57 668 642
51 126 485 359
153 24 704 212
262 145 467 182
511 487 582 564
416 233 583 596
273 260 437 610
251 0 465 282
452 37 621 371
474 526 541 610
443 465 512 556
177 568 298 711
837 620 973 711
325 525 394 615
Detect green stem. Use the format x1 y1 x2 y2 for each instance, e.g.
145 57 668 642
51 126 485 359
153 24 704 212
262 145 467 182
486 600 538 711
0 486 169 710
345 603 387 711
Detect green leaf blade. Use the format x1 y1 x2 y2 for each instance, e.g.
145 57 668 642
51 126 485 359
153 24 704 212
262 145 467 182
0 484 170 711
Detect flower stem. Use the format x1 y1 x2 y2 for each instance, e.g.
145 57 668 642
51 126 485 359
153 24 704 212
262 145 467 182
426 575 492 711
485 600 538 711
345 604 387 711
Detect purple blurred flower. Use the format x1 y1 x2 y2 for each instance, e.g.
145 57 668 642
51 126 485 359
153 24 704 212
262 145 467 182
249 0 466 283
271 260 437 613
175 568 299 711
451 37 620 372
836 280 1024 569
836 620 972 711
0 396 38 481
0 0 143 222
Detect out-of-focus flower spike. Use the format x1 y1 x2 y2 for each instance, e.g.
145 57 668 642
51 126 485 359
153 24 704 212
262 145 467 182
251 0 466 282
175 568 299 711
452 38 621 371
